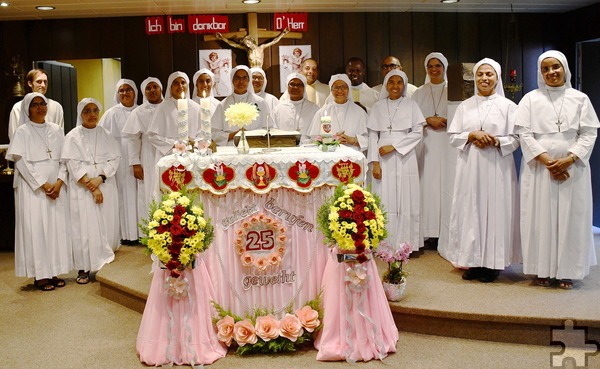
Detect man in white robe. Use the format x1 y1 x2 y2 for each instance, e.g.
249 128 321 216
211 65 270 146
62 98 120 281
412 52 458 251
372 56 418 97
250 67 279 112
444 59 521 283
336 57 378 113
306 74 368 153
367 70 424 251
7 92 72 290
300 58 329 108
516 50 599 288
8 68 64 142
122 77 163 229
273 73 319 135
99 79 139 244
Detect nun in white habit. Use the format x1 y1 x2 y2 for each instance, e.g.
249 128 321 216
99 78 139 243
7 92 72 290
122 77 163 227
444 59 521 283
273 72 319 134
516 50 599 289
305 74 368 152
62 98 120 283
192 68 220 115
147 71 202 156
250 67 279 112
211 65 270 146
412 52 458 249
367 70 425 251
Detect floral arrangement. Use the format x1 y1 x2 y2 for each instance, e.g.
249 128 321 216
313 134 341 152
213 294 322 355
140 190 214 278
235 214 287 271
224 102 260 129
374 241 412 284
317 183 387 263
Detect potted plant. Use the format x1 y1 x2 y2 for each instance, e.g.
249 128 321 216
374 241 412 301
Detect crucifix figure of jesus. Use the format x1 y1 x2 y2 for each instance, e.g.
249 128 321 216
204 13 302 69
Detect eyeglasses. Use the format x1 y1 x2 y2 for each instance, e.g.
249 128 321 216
30 101 48 108
82 108 100 114
118 87 134 94
382 64 400 70
331 85 349 91
233 75 249 81
288 82 304 88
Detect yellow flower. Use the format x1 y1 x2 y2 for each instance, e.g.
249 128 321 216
224 102 260 128
177 196 191 207
168 192 182 199
191 205 203 216
180 218 187 226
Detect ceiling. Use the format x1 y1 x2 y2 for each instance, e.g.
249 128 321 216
0 0 598 21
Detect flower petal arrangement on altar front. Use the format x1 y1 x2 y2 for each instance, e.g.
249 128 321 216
317 183 387 263
212 294 323 355
140 190 214 280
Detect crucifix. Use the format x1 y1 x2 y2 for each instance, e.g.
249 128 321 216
204 13 302 69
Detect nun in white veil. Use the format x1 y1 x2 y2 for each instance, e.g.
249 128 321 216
7 92 72 290
443 58 521 283
305 74 368 152
272 72 319 134
62 98 120 283
367 69 425 251
250 67 279 112
122 77 163 226
516 50 600 288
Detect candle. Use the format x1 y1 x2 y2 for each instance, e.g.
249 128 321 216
200 90 210 110
198 91 212 154
320 114 333 144
177 91 189 144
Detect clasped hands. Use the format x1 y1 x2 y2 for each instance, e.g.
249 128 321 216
337 131 358 146
42 180 63 200
81 175 104 204
469 130 499 149
538 152 574 182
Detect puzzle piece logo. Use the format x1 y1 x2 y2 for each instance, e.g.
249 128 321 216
551 319 600 368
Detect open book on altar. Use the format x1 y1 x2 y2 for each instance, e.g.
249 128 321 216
234 128 301 148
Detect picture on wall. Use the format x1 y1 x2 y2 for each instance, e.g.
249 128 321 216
199 49 232 97
279 45 311 93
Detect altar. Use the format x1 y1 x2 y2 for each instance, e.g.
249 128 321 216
157 145 367 316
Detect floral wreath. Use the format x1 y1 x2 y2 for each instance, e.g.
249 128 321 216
235 213 287 271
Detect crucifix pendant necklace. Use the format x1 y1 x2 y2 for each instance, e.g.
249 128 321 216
476 97 496 131
546 89 566 132
430 85 444 117
32 124 52 159
386 97 403 133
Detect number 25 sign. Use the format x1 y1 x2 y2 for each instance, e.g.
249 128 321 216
235 214 287 271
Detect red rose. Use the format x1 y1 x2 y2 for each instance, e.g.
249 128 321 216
351 190 365 202
183 227 195 237
172 214 181 225
357 225 367 234
357 253 368 263
365 211 376 220
355 244 366 254
339 209 353 219
166 259 181 271
157 224 169 233
352 213 364 223
170 224 184 236
355 206 366 214
174 205 186 216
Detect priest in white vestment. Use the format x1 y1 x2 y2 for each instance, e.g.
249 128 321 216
147 72 203 157
7 92 72 291
367 70 425 251
372 56 418 97
211 65 270 146
62 98 120 284
8 68 64 142
122 77 163 229
300 58 329 108
412 52 458 251
306 74 368 153
516 50 599 289
444 59 521 283
273 73 319 134
99 79 139 244
250 67 279 112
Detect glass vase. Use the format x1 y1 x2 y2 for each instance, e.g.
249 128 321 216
237 127 250 154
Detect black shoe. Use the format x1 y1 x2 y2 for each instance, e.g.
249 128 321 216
478 268 500 283
121 239 139 246
462 267 483 280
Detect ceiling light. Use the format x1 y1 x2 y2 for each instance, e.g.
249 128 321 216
441 0 459 3
36 5 55 10
242 0 261 4
0 2 10 7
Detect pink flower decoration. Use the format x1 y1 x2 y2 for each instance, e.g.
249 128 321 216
234 319 258 346
268 252 281 266
216 316 235 346
295 305 320 333
255 315 281 341
279 314 304 342
254 257 268 271
241 252 254 267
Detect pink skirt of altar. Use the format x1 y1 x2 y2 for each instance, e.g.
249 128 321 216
314 250 398 362
136 259 227 366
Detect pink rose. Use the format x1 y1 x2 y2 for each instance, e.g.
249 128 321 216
279 313 304 342
255 315 280 341
251 217 259 224
254 257 268 271
295 305 320 333
277 246 285 254
241 252 254 267
268 253 281 266
234 319 257 346
216 316 235 346
236 245 245 255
